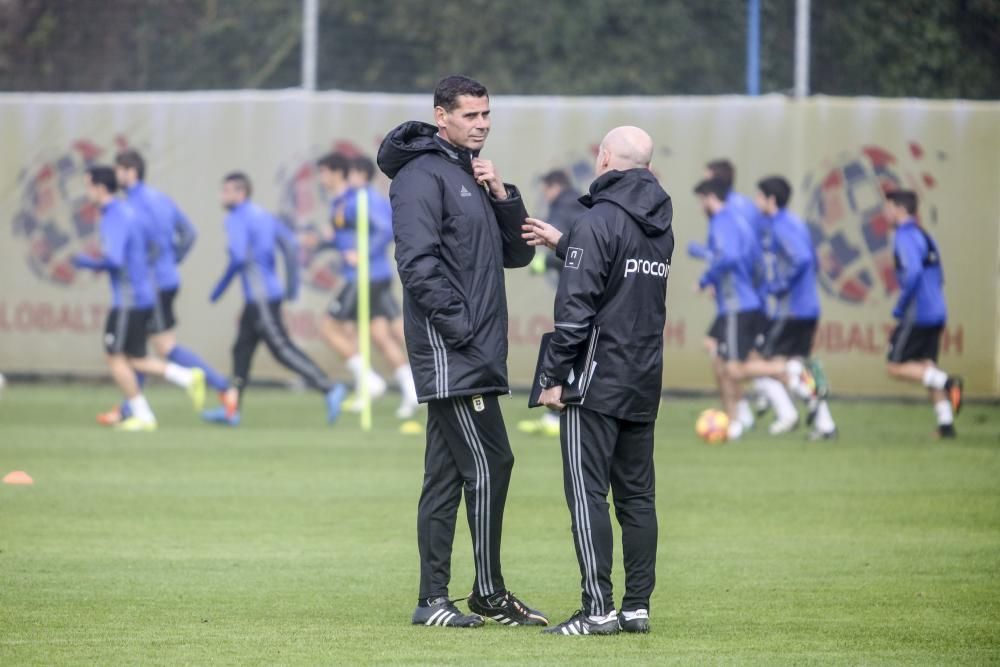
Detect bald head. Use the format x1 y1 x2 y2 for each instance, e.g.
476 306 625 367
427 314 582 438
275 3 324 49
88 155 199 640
595 126 653 177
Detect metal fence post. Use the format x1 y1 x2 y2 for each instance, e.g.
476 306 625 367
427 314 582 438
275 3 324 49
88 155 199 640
794 0 811 97
302 0 318 91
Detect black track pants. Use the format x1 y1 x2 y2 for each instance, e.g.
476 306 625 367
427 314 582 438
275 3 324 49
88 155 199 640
417 394 513 599
561 404 658 616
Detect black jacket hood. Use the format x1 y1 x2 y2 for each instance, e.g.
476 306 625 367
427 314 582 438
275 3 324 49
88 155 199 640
581 168 673 237
377 121 477 179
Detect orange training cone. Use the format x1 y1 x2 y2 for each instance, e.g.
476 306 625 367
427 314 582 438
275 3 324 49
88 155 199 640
2 470 33 485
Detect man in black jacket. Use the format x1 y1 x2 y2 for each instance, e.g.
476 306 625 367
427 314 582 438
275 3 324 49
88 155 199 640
376 75 547 629
524 126 674 636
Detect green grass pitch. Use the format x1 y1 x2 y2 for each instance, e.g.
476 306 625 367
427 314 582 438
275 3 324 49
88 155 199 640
1 384 998 665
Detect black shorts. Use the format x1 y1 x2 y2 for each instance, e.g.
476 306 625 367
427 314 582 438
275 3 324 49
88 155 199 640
104 308 152 358
708 311 767 362
327 279 401 322
149 287 178 334
761 318 818 359
887 323 942 363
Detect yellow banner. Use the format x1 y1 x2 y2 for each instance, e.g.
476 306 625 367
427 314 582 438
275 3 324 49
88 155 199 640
1 92 997 397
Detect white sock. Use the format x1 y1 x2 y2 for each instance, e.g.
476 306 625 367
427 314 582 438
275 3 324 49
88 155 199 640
346 355 365 386
395 364 418 404
785 359 814 400
922 367 948 390
756 377 797 423
128 394 155 422
815 400 836 433
727 419 744 440
164 362 193 388
737 399 754 428
934 399 953 426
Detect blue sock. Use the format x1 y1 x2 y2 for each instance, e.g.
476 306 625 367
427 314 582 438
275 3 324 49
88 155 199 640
168 345 229 391
136 372 145 388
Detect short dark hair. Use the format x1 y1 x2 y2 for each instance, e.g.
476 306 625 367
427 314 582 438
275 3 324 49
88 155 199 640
541 169 572 189
694 177 729 201
886 190 918 215
433 75 488 111
317 152 350 177
706 159 735 191
87 166 118 194
350 155 376 181
224 171 252 198
114 149 145 180
757 176 792 209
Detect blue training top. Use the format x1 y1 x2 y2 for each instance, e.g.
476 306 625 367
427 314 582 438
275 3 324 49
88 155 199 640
893 219 946 326
75 199 155 309
328 185 395 283
699 205 763 316
126 182 196 291
767 208 820 319
210 201 300 304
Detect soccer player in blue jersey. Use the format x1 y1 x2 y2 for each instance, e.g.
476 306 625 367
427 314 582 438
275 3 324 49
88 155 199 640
743 177 837 439
693 159 798 432
884 190 962 438
314 153 419 418
73 167 204 431
94 150 235 424
693 177 767 440
206 172 346 425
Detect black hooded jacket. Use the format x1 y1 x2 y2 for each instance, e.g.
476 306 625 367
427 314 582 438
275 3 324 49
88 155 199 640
541 168 674 422
377 121 534 402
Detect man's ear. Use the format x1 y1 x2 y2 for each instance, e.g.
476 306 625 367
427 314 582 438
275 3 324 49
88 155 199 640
433 106 447 130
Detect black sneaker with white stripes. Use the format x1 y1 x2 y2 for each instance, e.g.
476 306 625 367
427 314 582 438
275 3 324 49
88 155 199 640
542 610 619 636
618 609 650 634
411 597 484 628
467 590 549 626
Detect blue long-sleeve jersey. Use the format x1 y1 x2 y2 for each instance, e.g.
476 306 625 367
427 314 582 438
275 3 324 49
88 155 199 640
329 186 395 283
210 201 300 304
126 182 196 291
767 208 820 319
75 199 155 309
728 190 771 309
699 206 763 315
892 219 946 325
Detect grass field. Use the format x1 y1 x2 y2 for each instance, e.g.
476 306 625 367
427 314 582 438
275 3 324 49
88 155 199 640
1 384 998 665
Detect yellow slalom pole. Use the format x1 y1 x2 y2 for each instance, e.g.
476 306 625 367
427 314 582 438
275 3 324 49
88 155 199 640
356 187 372 432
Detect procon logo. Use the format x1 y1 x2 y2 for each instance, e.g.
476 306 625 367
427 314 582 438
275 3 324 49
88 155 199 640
624 258 669 278
802 143 941 305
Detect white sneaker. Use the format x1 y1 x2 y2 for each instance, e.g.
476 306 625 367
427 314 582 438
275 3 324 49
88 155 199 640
768 416 799 435
727 420 744 441
395 400 420 419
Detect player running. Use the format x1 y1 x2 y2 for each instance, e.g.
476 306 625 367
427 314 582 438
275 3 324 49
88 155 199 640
204 172 347 425
73 166 203 431
93 150 233 425
883 190 963 437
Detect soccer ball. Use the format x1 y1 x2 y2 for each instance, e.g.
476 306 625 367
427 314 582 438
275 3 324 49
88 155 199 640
695 409 729 444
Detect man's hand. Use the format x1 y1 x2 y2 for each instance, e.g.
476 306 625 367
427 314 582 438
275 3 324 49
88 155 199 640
343 249 359 267
539 385 565 411
471 158 507 200
521 218 562 251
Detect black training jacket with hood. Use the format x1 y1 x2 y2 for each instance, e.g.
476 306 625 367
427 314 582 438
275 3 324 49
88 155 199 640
377 121 534 403
541 168 674 423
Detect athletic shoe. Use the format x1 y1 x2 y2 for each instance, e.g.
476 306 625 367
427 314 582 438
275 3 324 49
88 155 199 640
768 416 799 436
468 590 549 626
326 384 348 424
411 597 484 628
396 400 420 420
618 609 650 634
945 376 964 416
186 368 207 412
807 427 838 442
754 393 771 419
220 390 239 420
543 609 619 636
96 406 123 426
114 416 157 432
202 406 241 427
937 423 957 439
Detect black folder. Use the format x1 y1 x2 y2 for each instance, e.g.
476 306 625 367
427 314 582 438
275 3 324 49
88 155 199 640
528 327 600 408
